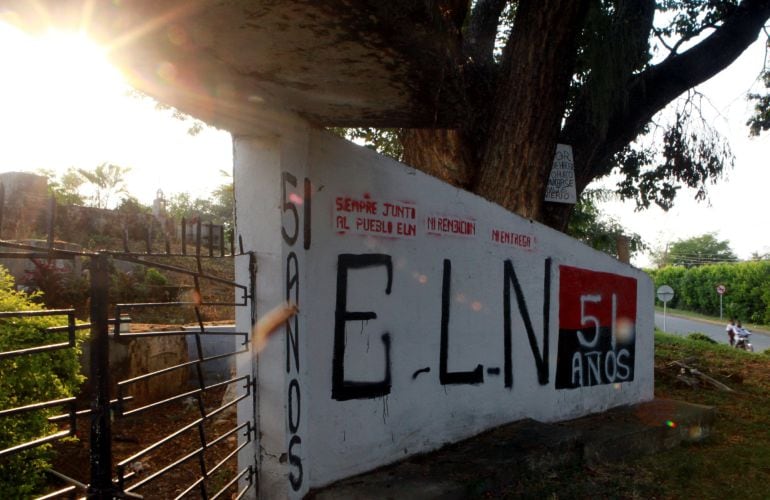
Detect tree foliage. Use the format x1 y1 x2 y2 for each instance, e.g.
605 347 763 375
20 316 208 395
39 167 86 206
40 163 131 209
166 170 234 229
566 189 646 258
332 0 769 231
649 260 770 323
657 232 737 267
0 266 85 497
76 163 130 209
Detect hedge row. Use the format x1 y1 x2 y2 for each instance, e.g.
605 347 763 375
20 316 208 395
648 261 770 325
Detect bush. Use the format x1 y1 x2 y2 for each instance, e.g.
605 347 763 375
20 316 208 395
22 258 90 318
687 332 718 344
0 265 85 497
649 262 770 324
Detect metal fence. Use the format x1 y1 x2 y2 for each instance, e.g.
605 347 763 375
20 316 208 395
0 192 257 499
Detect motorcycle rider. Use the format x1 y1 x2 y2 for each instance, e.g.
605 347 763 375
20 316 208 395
726 318 737 346
734 320 752 351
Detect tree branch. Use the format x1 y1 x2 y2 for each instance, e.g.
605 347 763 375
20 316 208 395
464 0 509 64
559 0 770 206
597 0 770 174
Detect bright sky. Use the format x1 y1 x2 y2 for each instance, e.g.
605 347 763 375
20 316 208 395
0 20 768 268
596 35 770 267
0 22 232 205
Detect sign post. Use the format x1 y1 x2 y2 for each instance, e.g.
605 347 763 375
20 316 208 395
716 284 726 320
657 285 675 332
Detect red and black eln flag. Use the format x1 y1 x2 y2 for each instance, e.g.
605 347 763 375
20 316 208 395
556 266 637 389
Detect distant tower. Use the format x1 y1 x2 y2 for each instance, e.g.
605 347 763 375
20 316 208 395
152 189 167 221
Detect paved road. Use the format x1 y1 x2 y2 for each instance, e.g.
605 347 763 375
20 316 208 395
655 312 770 353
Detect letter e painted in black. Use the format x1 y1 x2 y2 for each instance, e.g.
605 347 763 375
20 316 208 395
503 258 551 387
440 259 483 385
332 254 393 401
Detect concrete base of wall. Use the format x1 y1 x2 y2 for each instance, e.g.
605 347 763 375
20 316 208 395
309 399 716 499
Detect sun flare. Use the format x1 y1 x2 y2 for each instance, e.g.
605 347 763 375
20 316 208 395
0 24 126 132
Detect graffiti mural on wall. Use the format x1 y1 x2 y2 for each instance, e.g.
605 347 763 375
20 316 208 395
325 193 638 401
329 251 638 400
281 172 312 492
262 133 650 497
555 266 637 389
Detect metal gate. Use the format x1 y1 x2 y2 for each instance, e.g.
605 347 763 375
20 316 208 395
0 194 257 499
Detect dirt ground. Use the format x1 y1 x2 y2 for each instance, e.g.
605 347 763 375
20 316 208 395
48 320 246 498
50 384 242 498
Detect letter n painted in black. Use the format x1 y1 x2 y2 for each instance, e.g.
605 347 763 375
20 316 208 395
440 259 483 385
286 252 299 373
503 258 551 387
332 254 393 401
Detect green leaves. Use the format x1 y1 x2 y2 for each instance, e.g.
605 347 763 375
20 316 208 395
0 265 85 496
566 189 646 258
649 259 770 323
614 110 733 211
664 232 737 267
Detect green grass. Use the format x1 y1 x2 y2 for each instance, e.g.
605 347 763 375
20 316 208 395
495 332 770 499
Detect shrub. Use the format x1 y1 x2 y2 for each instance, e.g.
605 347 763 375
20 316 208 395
0 265 85 497
687 332 718 344
22 258 90 318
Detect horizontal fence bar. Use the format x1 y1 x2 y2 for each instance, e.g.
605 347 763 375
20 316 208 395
44 468 89 491
0 251 76 260
122 436 206 492
108 253 247 289
115 329 248 343
0 308 75 318
0 341 72 360
205 392 250 422
0 396 76 419
0 429 72 459
210 444 251 500
0 309 77 359
48 396 133 423
123 423 252 496
119 375 250 418
233 467 255 500
0 239 96 257
36 485 77 500
173 474 205 499
115 301 247 312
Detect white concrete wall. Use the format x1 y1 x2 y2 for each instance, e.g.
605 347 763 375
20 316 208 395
234 124 654 499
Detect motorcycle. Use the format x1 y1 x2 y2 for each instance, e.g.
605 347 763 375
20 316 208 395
734 329 754 352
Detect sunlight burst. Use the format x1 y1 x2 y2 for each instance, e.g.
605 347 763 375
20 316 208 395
0 25 127 131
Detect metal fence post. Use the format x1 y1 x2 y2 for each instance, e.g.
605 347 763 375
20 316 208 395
88 253 115 498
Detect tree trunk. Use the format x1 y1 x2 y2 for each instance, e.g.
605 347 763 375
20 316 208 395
403 0 590 224
399 0 770 231
400 129 476 189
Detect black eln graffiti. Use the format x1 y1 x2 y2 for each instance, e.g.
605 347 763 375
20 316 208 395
303 177 312 250
440 259 484 385
286 252 299 373
281 171 299 246
503 258 551 387
288 435 302 490
332 254 393 401
282 171 312 492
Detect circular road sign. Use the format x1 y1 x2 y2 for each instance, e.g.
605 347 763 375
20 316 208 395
716 284 726 295
657 285 675 303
